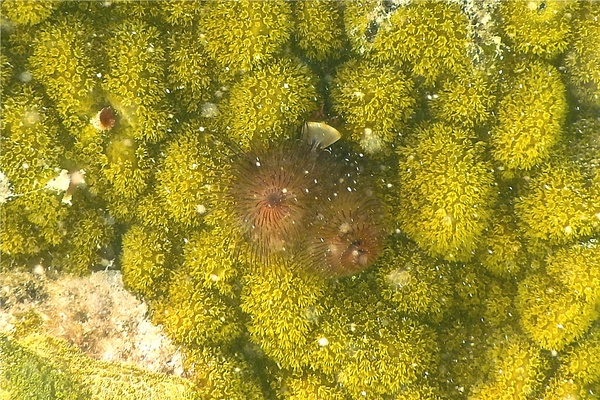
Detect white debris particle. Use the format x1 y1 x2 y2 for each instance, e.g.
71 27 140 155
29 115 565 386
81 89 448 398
45 169 72 193
196 204 207 214
19 71 32 82
386 269 411 288
70 170 86 186
0 171 14 204
360 127 384 153
201 102 219 118
318 337 329 347
32 264 45 276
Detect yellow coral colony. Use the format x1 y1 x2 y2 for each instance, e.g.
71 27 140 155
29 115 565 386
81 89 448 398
1 1 600 399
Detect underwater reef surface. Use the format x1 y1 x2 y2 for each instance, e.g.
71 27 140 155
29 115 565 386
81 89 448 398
1 0 600 398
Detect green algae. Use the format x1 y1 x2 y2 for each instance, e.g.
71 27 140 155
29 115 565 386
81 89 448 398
1 0 600 398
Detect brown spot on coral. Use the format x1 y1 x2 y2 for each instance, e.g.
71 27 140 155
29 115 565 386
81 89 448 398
92 106 117 131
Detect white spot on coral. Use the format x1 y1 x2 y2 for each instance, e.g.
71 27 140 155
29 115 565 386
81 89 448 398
196 204 207 215
45 169 72 192
318 337 329 347
361 127 384 153
201 102 219 118
386 269 411 288
19 71 32 83
70 170 86 186
0 171 14 204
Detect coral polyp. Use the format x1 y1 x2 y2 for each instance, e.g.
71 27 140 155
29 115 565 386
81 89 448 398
331 58 415 154
563 2 600 110
219 59 319 149
370 1 470 84
199 0 293 71
499 0 577 58
396 122 497 261
491 60 567 174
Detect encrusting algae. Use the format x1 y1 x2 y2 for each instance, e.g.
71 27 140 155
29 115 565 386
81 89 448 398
1 0 600 399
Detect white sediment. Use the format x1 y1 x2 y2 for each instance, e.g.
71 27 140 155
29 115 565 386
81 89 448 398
0 269 183 376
